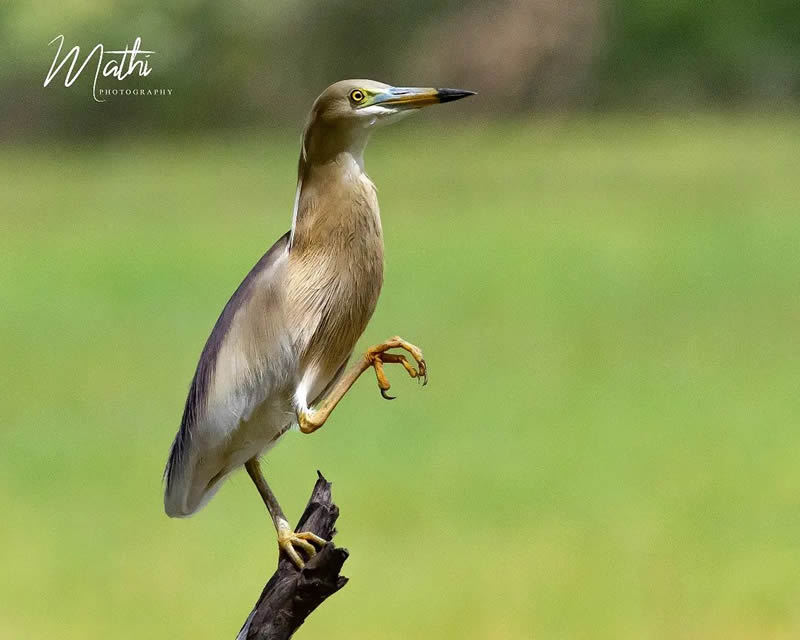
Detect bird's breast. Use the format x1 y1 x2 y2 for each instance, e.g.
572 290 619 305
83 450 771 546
286 165 384 384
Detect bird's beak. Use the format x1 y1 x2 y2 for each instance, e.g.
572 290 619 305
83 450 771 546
371 86 476 110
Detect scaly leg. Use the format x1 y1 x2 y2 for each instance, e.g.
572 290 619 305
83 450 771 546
244 458 326 569
298 336 427 434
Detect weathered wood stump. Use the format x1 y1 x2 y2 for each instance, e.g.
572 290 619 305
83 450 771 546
236 472 349 640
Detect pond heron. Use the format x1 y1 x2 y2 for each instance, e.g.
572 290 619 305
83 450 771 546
164 79 475 568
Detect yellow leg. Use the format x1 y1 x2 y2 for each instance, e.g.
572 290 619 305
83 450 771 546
245 458 326 569
298 336 427 434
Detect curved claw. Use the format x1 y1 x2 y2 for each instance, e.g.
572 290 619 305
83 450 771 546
367 337 429 398
418 360 428 386
381 388 396 400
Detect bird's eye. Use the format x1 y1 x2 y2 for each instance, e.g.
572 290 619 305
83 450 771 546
349 89 366 104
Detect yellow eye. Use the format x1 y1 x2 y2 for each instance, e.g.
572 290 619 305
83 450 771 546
349 89 366 104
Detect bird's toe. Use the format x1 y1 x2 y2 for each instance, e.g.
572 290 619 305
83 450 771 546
278 529 328 569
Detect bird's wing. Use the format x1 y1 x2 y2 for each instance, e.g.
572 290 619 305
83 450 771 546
164 231 292 512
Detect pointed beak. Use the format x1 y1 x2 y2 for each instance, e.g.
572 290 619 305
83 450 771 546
372 86 476 109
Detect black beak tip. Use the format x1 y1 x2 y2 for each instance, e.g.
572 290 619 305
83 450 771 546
436 88 477 103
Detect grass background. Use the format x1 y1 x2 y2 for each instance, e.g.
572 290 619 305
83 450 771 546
2 115 799 639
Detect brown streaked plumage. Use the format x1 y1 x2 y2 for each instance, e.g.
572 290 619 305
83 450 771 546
288 156 384 386
164 79 475 568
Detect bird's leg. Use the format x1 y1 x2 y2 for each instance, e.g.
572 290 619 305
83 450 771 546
244 458 326 569
298 336 427 434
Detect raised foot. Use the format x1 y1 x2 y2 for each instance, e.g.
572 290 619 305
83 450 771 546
278 528 328 569
367 336 428 400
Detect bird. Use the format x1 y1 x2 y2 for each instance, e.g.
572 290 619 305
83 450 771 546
164 79 475 568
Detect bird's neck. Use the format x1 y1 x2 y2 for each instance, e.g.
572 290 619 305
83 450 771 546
290 152 382 256
301 118 370 169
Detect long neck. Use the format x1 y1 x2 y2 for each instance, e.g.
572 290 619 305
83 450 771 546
290 151 381 256
290 117 377 252
301 116 370 171
289 117 380 248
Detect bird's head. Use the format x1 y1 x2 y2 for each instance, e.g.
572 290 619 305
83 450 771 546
301 79 475 166
312 79 475 128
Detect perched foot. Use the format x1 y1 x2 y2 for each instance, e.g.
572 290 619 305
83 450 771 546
278 527 327 569
367 336 428 400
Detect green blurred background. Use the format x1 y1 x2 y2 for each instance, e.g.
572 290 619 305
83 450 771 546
2 1 800 639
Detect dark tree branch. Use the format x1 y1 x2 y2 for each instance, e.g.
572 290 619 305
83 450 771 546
236 472 349 640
